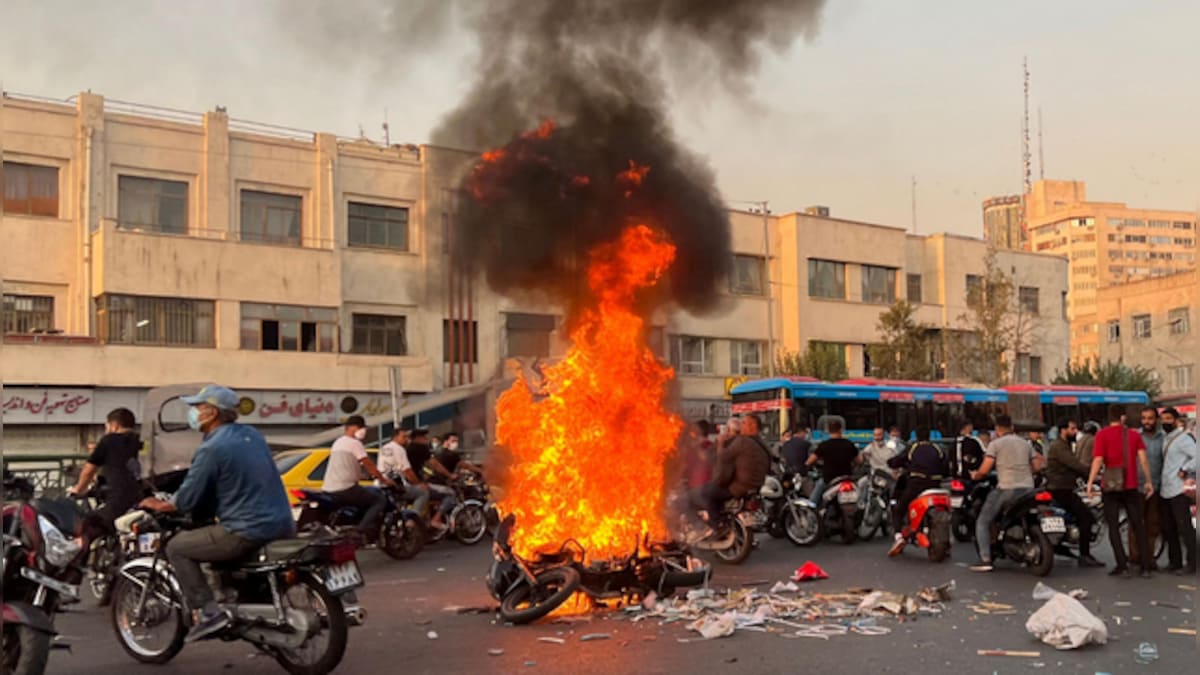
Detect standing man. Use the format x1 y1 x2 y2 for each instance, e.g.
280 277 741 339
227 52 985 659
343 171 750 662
953 419 986 486
805 419 862 506
1087 405 1155 578
969 415 1044 572
1130 406 1165 570
1158 407 1196 575
779 424 812 475
1045 418 1104 568
323 415 395 542
68 407 143 530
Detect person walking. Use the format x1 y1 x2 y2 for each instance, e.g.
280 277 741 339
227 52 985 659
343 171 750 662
1130 406 1165 570
1087 405 1156 578
1158 407 1196 575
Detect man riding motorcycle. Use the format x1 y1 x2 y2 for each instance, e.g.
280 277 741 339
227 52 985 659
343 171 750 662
137 385 296 642
1045 418 1105 568
887 426 949 556
700 414 770 537
968 414 1045 572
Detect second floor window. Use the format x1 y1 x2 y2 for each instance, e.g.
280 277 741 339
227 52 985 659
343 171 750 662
240 190 302 245
670 335 715 374
3 162 58 217
730 254 766 295
906 273 922 304
1019 286 1040 315
2 294 54 333
861 265 896 304
730 340 764 376
1169 307 1190 335
241 303 336 352
808 259 845 299
96 294 214 347
351 314 408 356
118 175 187 234
348 202 410 250
1133 314 1151 339
1106 320 1120 343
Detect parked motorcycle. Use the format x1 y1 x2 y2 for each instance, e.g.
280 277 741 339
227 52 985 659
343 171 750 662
487 514 710 625
741 473 820 547
817 475 862 545
857 469 894 541
971 489 1059 576
293 484 425 560
109 509 360 675
893 482 953 562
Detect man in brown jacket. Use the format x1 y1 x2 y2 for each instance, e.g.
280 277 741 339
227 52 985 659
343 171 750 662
1046 418 1104 567
701 414 770 535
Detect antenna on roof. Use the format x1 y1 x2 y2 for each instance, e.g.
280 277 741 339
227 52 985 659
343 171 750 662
382 107 390 146
1037 107 1045 180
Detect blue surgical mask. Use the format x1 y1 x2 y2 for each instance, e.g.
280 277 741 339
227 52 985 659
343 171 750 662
187 406 204 431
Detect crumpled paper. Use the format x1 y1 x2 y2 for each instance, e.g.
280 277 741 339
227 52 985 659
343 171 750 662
1026 591 1108 650
689 611 737 639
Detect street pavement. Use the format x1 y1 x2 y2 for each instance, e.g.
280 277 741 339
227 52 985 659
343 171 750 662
51 533 1196 675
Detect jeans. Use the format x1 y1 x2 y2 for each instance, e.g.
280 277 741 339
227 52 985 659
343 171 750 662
330 485 387 533
399 483 430 516
1160 494 1196 571
810 479 826 508
975 488 1034 562
892 477 941 535
1049 489 1095 557
429 483 457 517
166 525 259 611
1102 489 1151 572
700 482 733 524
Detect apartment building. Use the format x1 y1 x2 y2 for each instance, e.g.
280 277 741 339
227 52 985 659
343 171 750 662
1025 179 1197 363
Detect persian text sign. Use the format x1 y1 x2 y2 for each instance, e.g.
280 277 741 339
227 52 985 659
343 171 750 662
2 389 95 424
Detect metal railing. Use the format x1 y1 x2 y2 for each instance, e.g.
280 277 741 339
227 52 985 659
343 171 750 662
2 453 86 497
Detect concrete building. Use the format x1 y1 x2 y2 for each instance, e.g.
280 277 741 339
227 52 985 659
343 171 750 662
1096 270 1198 406
1 90 1067 454
983 194 1025 251
1025 179 1197 364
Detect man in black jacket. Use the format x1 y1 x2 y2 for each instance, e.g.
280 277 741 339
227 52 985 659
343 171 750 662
887 426 949 557
953 419 985 488
1046 418 1104 568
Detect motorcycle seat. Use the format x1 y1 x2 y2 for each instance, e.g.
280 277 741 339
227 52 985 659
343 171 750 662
258 538 313 562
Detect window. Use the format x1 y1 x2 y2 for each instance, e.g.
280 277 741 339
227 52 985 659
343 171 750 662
647 326 666 359
1061 291 1068 319
443 319 479 362
1168 307 1190 335
1175 238 1195 247
348 202 410 250
1148 235 1172 245
1132 314 1151 339
1018 286 1040 315
505 312 556 358
905 274 922 304
729 254 766 295
1124 234 1146 243
96 294 214 347
2 162 58 216
1015 354 1043 383
1031 356 1042 384
350 314 407 355
240 190 301 245
1106 320 1120 344
670 335 715 374
730 340 764 376
2 294 54 333
1172 221 1194 230
858 265 895 304
241 303 336 352
807 259 845 299
118 176 187 234
1169 365 1194 392
965 274 982 300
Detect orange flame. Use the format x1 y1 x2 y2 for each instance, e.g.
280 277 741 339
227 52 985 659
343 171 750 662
496 224 682 560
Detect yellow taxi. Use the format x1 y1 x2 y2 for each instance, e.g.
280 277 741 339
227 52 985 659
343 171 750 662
276 447 379 506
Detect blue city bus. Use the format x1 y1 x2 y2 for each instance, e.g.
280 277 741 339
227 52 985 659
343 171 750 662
730 378 1151 446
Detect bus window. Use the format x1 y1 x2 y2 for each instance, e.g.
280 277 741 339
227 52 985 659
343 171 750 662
962 402 995 431
827 399 880 435
1008 392 1043 425
932 402 963 439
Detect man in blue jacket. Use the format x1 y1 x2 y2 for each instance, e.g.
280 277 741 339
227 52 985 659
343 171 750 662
139 385 295 642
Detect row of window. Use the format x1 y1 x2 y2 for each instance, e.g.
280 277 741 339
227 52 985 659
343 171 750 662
3 162 411 251
669 336 766 376
1106 307 1191 343
807 259 901 304
964 275 1044 316
1109 218 1195 230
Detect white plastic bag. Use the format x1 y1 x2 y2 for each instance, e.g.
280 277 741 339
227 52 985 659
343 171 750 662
1025 592 1108 650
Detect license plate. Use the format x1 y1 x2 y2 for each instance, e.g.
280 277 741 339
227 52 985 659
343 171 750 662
324 561 363 593
1040 516 1066 534
950 496 963 509
291 506 303 521
838 491 859 504
137 532 161 554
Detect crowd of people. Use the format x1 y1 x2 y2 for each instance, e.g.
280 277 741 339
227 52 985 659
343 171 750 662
681 404 1196 575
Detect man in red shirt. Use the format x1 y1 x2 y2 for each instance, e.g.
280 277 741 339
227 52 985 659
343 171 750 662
1087 404 1156 578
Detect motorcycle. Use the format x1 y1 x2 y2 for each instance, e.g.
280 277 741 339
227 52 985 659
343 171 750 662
857 468 894 541
293 484 425 560
487 514 710 625
741 473 820 547
422 474 492 546
1048 483 1105 558
1 602 55 675
109 509 360 675
950 477 993 543
972 489 1059 576
893 481 953 562
817 475 861 545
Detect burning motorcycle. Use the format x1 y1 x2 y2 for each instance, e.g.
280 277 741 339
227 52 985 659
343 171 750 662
487 514 710 625
293 484 425 560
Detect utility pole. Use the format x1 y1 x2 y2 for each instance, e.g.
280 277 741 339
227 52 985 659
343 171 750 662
760 201 775 376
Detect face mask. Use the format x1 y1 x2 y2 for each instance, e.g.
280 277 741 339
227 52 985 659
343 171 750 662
354 428 367 441
1161 422 1175 433
187 406 204 432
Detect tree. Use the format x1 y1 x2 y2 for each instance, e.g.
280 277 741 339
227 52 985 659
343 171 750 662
1053 358 1162 399
947 248 1016 387
866 300 934 380
775 341 849 381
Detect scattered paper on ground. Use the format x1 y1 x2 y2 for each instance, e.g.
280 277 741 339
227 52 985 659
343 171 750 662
1026 589 1108 650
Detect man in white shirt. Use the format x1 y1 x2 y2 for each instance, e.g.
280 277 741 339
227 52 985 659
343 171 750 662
323 415 396 541
378 427 431 516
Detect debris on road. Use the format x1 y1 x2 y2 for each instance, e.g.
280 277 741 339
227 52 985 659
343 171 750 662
1178 584 1197 592
1026 587 1108 650
1150 601 1183 610
580 633 611 642
1068 589 1088 600
976 649 1042 657
791 561 829 582
1168 628 1197 636
1133 642 1159 664
537 637 566 644
770 581 800 594
488 648 505 656
426 631 439 640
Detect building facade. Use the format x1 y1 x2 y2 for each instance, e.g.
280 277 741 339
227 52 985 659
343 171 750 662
1096 270 1198 406
983 194 1024 251
1024 179 1197 364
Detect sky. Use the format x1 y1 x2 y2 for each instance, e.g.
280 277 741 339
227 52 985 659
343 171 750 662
2 0 1197 236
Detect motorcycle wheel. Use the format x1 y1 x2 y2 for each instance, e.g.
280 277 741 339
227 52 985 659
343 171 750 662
381 512 425 560
272 573 349 675
110 567 186 664
2 623 51 675
714 519 754 565
858 500 884 540
783 505 820 547
927 511 952 563
951 510 973 543
452 504 488 546
499 567 581 625
88 535 121 607
1027 525 1055 577
840 510 858 545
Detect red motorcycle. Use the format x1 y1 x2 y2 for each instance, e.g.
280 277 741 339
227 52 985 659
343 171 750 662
894 483 953 562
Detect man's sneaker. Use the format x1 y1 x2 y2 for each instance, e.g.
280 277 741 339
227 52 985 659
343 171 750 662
1078 555 1105 568
1108 566 1131 578
185 609 231 643
969 563 994 573
887 535 906 558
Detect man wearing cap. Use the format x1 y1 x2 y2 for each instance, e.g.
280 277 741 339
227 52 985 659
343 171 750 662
323 415 396 540
138 385 295 642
